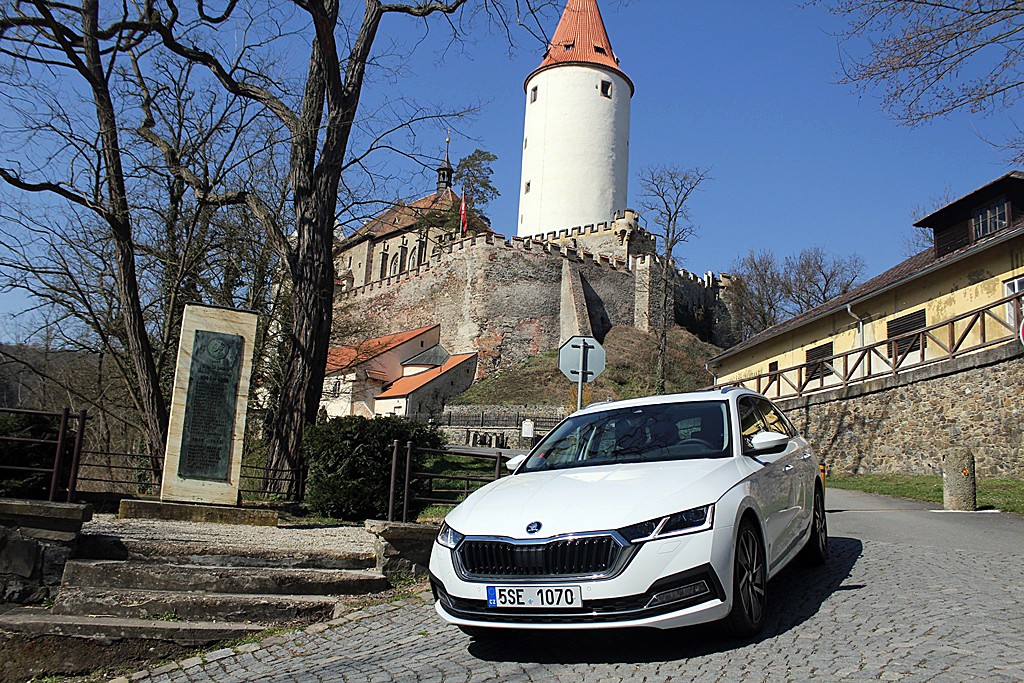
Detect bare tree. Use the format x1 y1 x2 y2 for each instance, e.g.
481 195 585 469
636 164 712 393
2 0 559 494
725 250 787 343
726 246 866 342
816 1 1024 156
781 247 866 317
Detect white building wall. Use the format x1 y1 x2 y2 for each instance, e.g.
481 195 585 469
517 65 631 237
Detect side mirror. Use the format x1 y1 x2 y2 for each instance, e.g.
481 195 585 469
748 431 790 455
505 454 527 472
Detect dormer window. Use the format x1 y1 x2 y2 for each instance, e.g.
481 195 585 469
594 45 607 55
563 42 574 51
972 197 1007 239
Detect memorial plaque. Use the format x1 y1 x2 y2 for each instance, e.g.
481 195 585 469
178 330 244 482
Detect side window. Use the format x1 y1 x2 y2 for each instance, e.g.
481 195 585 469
738 397 767 449
756 398 793 437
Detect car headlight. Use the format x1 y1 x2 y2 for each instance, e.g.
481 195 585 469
617 504 714 543
436 522 464 549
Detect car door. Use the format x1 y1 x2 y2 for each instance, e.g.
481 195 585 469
756 398 809 560
737 397 790 565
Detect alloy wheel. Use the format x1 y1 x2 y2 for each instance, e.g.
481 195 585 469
736 527 765 625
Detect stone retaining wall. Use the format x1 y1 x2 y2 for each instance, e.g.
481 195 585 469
0 499 92 603
778 343 1023 477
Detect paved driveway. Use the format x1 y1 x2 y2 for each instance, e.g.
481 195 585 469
126 489 1024 682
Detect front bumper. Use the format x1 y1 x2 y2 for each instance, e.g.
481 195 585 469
428 527 734 630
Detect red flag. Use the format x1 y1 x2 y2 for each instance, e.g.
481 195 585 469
460 193 468 237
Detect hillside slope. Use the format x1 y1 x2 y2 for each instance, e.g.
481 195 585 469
451 326 720 407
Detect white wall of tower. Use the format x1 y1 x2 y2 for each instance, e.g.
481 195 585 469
517 64 631 238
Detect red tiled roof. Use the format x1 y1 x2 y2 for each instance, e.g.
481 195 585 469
376 353 477 399
533 0 630 88
325 325 439 375
341 188 491 248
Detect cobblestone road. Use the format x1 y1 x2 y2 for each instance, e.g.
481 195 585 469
118 490 1024 682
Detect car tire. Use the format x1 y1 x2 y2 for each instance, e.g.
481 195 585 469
799 484 828 566
723 518 767 638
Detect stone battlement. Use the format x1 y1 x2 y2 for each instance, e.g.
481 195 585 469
335 230 630 300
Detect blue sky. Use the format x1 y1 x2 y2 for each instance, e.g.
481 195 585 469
362 0 1018 278
2 1 1020 333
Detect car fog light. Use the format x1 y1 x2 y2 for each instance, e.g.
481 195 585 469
646 580 710 608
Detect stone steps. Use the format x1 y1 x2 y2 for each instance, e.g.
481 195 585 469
62 559 389 596
77 532 376 569
52 587 341 623
0 607 265 643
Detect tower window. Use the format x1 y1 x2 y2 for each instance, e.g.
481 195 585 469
530 86 538 103
563 42 574 51
594 45 607 54
600 80 612 98
524 181 531 194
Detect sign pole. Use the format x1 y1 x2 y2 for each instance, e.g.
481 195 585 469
576 339 587 411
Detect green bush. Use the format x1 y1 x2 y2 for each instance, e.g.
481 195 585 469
302 415 443 521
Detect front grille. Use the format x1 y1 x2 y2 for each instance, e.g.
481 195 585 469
457 536 623 578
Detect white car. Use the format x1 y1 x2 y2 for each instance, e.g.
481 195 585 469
428 388 827 636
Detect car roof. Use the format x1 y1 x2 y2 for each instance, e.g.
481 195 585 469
573 387 758 417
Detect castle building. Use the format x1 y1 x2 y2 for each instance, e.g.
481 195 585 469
325 0 731 412
517 0 633 236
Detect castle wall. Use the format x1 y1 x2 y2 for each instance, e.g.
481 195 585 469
334 233 636 377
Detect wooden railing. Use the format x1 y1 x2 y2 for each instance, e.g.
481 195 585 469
720 290 1023 400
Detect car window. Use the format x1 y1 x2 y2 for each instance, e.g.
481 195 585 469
522 401 731 472
755 398 792 437
738 397 767 449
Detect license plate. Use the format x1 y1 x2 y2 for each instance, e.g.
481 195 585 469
486 585 582 608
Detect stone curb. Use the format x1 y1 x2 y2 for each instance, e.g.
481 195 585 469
105 588 434 681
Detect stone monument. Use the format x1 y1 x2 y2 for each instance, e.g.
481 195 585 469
160 304 258 506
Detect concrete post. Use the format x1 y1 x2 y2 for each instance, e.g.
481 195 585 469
942 448 976 511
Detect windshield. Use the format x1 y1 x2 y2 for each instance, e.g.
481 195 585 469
521 401 731 473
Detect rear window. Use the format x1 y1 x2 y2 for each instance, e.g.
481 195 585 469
521 401 731 473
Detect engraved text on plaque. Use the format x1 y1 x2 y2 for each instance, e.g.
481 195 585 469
178 330 244 481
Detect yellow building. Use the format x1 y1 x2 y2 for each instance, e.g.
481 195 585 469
708 172 1024 397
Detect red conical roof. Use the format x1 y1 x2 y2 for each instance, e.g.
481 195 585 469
533 0 629 85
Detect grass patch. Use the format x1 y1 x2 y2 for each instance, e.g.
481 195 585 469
412 451 503 518
451 325 720 406
828 474 1024 515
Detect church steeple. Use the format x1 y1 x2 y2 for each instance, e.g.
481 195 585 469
436 133 454 196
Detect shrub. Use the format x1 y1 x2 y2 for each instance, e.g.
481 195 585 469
302 415 443 521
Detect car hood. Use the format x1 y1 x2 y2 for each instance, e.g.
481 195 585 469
445 458 749 539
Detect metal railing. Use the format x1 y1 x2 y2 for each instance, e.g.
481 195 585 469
0 406 87 502
387 440 506 522
722 291 1023 400
407 411 563 431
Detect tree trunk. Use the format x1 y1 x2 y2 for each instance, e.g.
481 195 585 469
83 0 168 463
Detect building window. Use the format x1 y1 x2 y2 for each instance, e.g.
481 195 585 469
524 181 531 194
563 42 574 51
805 342 833 380
600 80 612 98
594 45 607 55
972 198 1007 240
767 360 778 375
379 252 388 280
887 309 927 358
523 137 527 149
530 86 538 103
1006 276 1024 325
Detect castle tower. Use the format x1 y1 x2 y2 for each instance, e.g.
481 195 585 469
517 0 633 238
